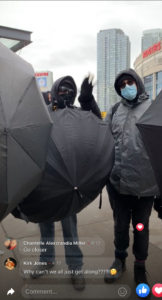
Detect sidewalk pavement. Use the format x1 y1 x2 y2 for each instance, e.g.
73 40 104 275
0 187 162 300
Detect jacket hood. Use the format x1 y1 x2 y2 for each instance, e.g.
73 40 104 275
114 68 148 103
51 76 77 107
42 91 51 105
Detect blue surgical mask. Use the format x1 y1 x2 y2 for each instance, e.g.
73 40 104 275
121 84 137 101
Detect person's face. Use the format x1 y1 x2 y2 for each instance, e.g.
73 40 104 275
48 93 51 101
10 240 17 248
58 91 68 95
4 240 10 248
119 79 137 91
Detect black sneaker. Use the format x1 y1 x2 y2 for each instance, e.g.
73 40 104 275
71 271 85 290
30 263 54 279
134 262 150 285
134 262 151 298
104 258 126 283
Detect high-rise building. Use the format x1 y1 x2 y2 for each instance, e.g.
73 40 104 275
97 29 130 111
142 29 162 52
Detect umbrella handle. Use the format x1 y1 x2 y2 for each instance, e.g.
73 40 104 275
77 191 83 198
74 187 83 198
99 191 102 209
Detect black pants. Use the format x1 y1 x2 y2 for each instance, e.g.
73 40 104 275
107 181 154 261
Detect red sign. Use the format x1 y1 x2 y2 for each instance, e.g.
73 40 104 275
35 73 49 77
143 42 161 59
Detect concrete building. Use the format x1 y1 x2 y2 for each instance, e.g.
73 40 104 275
134 40 162 100
0 25 32 52
35 71 53 92
97 28 130 111
142 29 162 52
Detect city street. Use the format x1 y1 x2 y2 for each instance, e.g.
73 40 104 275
0 188 162 300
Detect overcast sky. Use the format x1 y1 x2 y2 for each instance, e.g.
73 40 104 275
0 1 162 101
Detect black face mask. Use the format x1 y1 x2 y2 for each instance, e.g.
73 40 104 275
60 93 69 101
60 93 72 108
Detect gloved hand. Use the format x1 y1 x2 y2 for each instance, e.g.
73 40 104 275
80 73 95 100
57 97 66 109
52 96 65 110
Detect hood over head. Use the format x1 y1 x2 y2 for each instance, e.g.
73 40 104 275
42 91 51 105
51 76 77 108
114 68 148 102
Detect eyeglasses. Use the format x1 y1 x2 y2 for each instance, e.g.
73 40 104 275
119 80 135 90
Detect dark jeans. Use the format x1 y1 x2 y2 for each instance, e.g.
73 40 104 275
39 214 83 271
107 181 154 261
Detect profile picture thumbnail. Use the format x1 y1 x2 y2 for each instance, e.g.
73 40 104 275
4 238 17 250
4 258 17 270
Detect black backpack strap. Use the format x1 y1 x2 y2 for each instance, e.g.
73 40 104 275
111 102 120 120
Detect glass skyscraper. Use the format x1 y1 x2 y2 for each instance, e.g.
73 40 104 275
97 29 130 111
142 29 162 52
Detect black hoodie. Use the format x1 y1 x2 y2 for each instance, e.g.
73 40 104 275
114 68 149 104
51 75 102 119
42 91 51 106
51 76 77 108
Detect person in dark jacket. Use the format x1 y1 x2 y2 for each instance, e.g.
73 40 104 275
50 74 101 119
42 91 51 105
104 68 160 288
31 74 101 291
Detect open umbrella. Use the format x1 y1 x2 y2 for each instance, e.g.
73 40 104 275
136 91 162 219
0 42 52 221
12 107 115 223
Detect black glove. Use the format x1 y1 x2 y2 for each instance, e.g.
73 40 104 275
57 97 66 109
52 96 65 110
80 74 95 100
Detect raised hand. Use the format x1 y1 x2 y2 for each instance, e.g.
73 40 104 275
80 73 95 99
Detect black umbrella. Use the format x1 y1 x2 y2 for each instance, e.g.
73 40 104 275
136 91 162 218
12 107 115 223
0 42 52 221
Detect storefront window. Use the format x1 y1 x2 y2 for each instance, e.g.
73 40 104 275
156 71 162 96
144 75 153 100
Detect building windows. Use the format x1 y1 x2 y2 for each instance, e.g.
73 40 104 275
97 29 130 110
156 71 162 96
144 75 153 100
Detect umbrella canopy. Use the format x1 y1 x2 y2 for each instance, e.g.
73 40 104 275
136 90 162 196
12 107 115 223
0 42 52 221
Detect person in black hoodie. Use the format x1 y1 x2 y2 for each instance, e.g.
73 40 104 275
50 74 101 118
30 74 101 291
104 68 159 292
42 91 51 106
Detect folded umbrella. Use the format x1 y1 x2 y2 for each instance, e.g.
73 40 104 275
0 42 52 221
12 108 115 223
136 91 162 219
